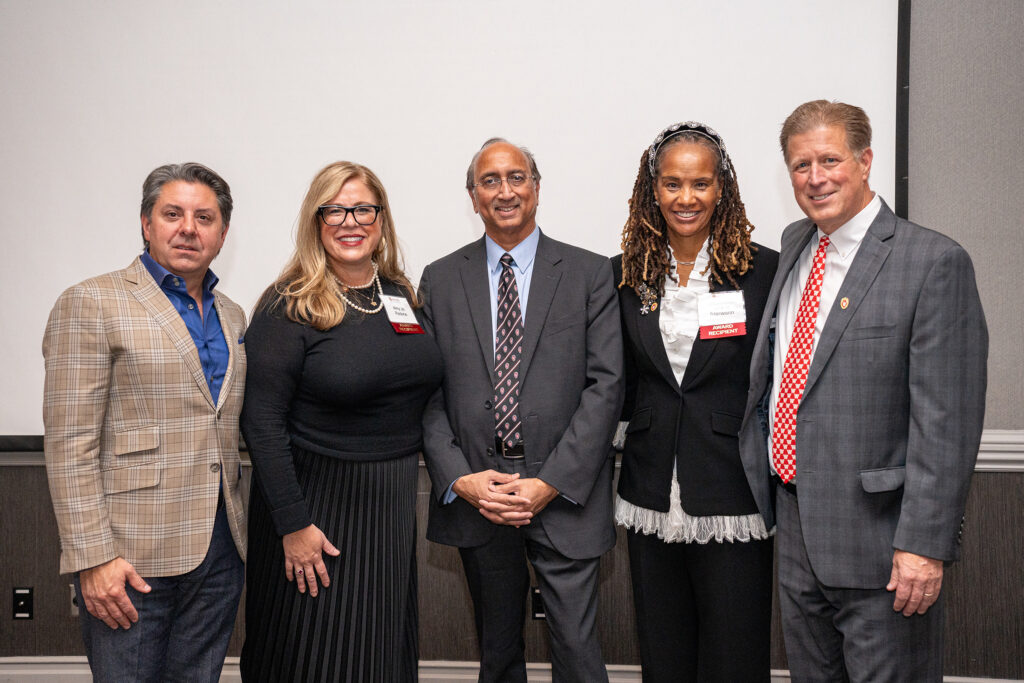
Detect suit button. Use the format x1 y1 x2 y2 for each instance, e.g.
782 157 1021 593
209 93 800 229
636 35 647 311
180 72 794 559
484 400 492 409
210 463 221 473
486 448 494 456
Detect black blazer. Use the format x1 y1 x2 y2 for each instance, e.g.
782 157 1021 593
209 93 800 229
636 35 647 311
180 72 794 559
612 245 777 516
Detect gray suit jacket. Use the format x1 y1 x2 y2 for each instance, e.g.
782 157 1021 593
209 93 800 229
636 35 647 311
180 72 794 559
419 231 624 560
739 200 987 588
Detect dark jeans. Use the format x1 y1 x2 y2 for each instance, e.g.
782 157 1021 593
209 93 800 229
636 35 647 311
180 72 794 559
75 502 244 683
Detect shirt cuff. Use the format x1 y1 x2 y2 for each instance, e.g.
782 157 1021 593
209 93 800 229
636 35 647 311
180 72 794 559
442 480 458 504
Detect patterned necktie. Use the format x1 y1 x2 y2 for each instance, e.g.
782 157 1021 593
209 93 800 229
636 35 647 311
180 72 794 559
773 234 830 483
494 253 524 448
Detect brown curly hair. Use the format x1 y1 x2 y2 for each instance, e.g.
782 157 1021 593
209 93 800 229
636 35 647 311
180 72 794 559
619 129 756 294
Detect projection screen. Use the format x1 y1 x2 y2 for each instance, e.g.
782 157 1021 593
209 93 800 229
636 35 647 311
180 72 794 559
0 0 898 434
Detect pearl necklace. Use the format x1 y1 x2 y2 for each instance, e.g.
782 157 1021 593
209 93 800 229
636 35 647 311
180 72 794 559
332 263 384 314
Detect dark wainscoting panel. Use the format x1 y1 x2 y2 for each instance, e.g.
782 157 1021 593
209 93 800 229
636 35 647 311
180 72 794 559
2 461 1020 678
943 472 1024 678
0 465 84 656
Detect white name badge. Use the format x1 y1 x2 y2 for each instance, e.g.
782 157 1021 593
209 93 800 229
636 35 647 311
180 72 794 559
381 294 425 334
697 290 746 339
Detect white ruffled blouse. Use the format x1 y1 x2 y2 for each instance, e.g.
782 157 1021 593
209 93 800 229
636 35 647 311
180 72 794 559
615 243 771 544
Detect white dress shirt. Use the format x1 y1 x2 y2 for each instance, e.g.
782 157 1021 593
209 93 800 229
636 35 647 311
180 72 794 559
768 194 882 475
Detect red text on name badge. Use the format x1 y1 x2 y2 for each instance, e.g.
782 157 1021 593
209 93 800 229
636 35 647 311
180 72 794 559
391 321 425 334
699 322 746 339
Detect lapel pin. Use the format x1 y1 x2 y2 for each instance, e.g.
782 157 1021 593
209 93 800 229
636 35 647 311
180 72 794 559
840 297 849 310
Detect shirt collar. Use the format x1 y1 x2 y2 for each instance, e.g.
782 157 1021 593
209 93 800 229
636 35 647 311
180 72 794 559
485 226 540 274
140 250 219 294
816 193 881 259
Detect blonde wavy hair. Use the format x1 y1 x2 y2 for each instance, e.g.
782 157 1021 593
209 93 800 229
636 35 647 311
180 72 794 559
258 161 416 330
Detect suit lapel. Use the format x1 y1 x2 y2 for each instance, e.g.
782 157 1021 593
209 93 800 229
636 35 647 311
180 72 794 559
519 233 561 383
459 239 498 386
126 258 215 408
680 334 716 390
749 221 816 398
804 203 895 395
214 292 236 410
633 292 680 392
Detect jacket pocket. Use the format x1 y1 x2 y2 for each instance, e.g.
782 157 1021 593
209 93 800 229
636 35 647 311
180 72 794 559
102 462 161 494
711 411 743 437
111 425 160 456
542 312 585 337
845 324 896 341
625 407 652 434
860 465 906 493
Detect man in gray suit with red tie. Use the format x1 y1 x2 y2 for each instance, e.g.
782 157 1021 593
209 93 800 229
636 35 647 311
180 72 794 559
420 138 623 682
739 100 988 681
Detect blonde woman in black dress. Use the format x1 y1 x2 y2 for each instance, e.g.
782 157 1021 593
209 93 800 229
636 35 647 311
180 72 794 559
241 162 443 681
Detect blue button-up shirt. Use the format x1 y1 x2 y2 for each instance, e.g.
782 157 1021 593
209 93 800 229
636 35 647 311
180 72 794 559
141 251 230 406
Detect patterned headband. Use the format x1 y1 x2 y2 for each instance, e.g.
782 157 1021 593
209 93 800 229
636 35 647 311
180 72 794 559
647 121 732 179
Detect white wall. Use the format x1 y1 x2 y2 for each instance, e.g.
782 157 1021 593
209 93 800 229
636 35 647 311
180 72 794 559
0 0 897 433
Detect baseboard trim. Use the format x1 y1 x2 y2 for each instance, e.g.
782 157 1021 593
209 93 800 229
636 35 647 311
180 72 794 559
0 658 1017 682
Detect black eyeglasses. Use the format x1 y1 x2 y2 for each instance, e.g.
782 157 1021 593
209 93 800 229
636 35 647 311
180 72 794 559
318 204 383 226
472 173 534 192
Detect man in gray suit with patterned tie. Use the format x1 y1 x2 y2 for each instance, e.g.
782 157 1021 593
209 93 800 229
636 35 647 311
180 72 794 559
420 138 624 682
739 100 988 681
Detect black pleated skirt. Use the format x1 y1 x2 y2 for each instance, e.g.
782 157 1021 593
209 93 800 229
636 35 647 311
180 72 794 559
241 447 418 682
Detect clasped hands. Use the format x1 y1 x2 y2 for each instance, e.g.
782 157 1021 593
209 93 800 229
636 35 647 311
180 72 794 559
454 470 558 526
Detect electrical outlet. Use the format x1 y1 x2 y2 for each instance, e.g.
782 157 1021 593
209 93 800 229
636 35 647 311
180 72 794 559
530 586 545 620
69 583 79 617
13 587 33 619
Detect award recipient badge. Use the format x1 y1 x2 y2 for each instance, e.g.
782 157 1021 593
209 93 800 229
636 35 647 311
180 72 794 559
697 290 746 340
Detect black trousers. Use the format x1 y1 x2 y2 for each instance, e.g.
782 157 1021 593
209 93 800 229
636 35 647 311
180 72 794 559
626 527 773 683
459 521 606 683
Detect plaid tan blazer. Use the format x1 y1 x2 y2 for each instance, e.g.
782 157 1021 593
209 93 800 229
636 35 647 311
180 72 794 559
43 257 247 576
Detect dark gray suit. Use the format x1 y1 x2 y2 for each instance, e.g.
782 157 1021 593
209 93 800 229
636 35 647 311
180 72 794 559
420 230 623 682
739 200 988 681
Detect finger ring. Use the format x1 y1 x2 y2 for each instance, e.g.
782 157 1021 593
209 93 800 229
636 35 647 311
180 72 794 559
924 592 933 597
296 569 304 575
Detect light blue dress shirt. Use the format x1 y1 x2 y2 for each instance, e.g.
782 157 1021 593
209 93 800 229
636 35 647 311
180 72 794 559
485 226 540 353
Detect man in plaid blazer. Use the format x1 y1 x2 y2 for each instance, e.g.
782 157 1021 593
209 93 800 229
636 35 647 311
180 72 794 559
43 163 247 681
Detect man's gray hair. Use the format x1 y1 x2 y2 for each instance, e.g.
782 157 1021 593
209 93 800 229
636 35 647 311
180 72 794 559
465 138 542 190
140 162 233 248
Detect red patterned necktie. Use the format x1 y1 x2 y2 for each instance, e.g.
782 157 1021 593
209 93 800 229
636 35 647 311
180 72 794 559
494 253 524 448
773 235 830 483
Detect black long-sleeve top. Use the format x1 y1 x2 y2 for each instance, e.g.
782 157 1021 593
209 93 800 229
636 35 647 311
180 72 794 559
241 280 444 534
